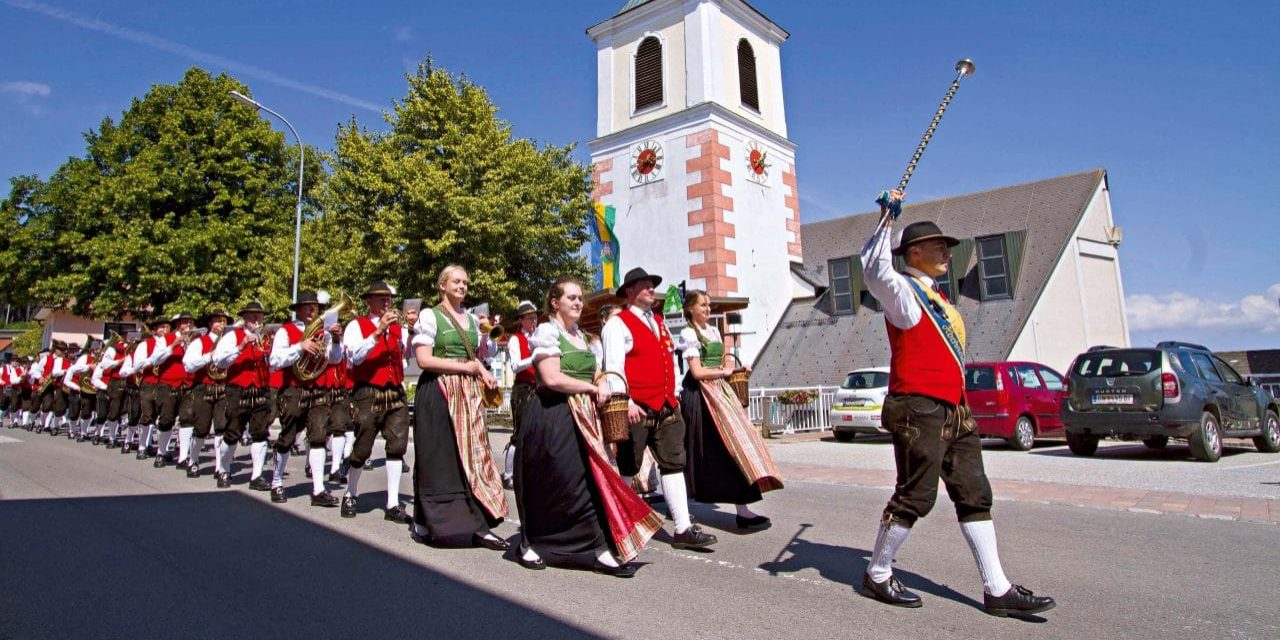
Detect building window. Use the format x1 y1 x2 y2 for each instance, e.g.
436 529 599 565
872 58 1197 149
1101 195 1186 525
935 271 953 300
634 36 663 111
737 39 759 112
976 234 1011 300
829 258 854 314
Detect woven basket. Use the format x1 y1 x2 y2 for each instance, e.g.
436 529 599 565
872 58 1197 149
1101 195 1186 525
594 372 632 443
726 354 751 407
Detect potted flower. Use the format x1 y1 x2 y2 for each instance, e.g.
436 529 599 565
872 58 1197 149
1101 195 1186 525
776 389 816 405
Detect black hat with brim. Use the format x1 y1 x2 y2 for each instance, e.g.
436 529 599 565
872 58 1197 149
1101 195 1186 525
892 221 961 256
170 312 196 324
515 300 538 317
148 317 172 329
361 280 397 299
202 309 232 326
238 301 266 316
615 267 663 298
290 291 322 310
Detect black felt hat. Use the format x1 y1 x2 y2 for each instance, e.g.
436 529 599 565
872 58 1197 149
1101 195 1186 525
148 316 172 329
892 221 961 256
289 291 322 310
615 267 663 298
201 309 232 326
237 301 266 316
170 312 196 324
360 280 397 299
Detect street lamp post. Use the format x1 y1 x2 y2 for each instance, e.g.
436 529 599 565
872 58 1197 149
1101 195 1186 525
229 90 304 307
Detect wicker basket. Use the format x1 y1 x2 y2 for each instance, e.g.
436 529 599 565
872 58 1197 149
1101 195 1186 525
594 372 632 443
726 354 751 407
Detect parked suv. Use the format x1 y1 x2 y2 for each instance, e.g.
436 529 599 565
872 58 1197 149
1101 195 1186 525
1062 342 1280 461
829 367 890 441
965 362 1067 450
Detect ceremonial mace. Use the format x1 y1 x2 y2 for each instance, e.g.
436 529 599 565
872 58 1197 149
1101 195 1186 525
874 58 976 231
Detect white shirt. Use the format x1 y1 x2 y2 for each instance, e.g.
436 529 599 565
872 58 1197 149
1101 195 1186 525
506 328 537 375
344 313 410 366
131 339 156 371
600 304 663 394
529 321 603 366
860 224 927 331
90 349 117 391
409 308 493 359
148 333 181 368
677 324 723 361
183 336 214 374
118 353 137 378
30 355 66 382
212 327 259 370
62 354 92 391
271 322 344 370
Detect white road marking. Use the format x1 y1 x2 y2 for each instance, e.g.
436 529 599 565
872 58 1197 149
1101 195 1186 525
1219 459 1280 471
0 435 22 444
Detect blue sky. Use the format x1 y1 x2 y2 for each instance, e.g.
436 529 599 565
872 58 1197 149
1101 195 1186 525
2 0 1277 351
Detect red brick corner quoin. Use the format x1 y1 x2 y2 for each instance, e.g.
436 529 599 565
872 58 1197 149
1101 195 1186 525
685 128 737 296
782 163 802 258
591 157 613 201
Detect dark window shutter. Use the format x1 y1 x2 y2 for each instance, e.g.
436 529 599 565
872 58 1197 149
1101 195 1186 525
635 37 663 111
949 238 974 295
1005 230 1027 296
849 256 863 313
737 39 759 111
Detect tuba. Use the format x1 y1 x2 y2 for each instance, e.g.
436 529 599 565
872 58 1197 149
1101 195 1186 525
79 334 100 395
294 292 356 381
205 320 241 381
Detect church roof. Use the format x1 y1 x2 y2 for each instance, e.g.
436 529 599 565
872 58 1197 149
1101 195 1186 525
615 0 655 16
752 169 1109 387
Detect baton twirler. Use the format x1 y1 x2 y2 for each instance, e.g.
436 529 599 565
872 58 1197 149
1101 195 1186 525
875 59 976 232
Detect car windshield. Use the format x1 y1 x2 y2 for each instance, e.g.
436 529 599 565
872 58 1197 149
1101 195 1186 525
965 366 997 391
842 371 888 389
1074 350 1161 378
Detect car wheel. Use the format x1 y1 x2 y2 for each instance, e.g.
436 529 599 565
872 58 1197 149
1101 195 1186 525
1007 416 1035 451
1253 410 1280 453
1143 435 1169 450
833 430 856 442
1188 411 1223 462
1066 431 1099 456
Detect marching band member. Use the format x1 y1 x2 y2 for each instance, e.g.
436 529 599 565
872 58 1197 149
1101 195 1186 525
857 191 1055 616
409 265 507 548
601 268 716 551
268 291 343 507
182 310 230 478
93 332 129 448
0 358 14 427
512 278 660 575
210 302 272 489
132 317 173 459
340 281 411 521
501 300 539 489
33 342 70 434
678 290 782 529
146 313 197 467
117 343 142 452
63 340 96 441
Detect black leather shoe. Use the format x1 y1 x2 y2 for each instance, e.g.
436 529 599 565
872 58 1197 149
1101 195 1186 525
401 462 410 475
215 472 232 488
384 505 413 524
861 573 922 608
327 471 347 485
290 444 305 456
362 460 374 471
592 560 639 578
984 584 1056 617
516 552 546 571
176 460 189 471
410 527 432 546
187 464 201 479
304 464 312 478
135 451 148 460
502 476 514 490
671 525 717 550
153 456 167 469
270 487 287 503
310 491 340 508
472 534 510 551
248 476 271 492
735 514 771 530
340 496 357 518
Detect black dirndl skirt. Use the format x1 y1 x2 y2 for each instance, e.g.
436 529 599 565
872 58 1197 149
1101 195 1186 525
681 373 762 505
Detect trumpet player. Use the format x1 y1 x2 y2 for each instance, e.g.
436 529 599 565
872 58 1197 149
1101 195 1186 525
146 313 198 468
340 280 411 521
93 332 129 448
210 302 272 489
131 317 173 460
63 339 97 441
268 291 344 507
182 310 231 478
31 341 70 434
501 300 539 489
0 356 19 428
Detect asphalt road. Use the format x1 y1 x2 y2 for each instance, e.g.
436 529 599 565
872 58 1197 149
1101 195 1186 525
2 427 1277 640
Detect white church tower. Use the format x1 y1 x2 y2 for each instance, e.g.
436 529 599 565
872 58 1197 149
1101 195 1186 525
587 0 801 365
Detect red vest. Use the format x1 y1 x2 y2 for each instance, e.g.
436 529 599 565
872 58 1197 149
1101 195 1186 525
511 332 536 385
0 367 9 386
313 349 347 389
102 343 126 384
277 323 314 388
349 317 404 387
886 318 966 406
192 335 217 386
71 355 94 387
138 337 162 384
226 328 269 388
155 334 190 388
618 309 678 411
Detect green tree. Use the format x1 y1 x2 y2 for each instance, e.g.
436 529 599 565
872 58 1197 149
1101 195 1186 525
0 67 324 321
314 60 592 313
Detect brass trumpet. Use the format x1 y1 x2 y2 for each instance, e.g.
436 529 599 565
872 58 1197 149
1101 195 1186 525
294 292 357 381
480 319 504 341
205 320 242 381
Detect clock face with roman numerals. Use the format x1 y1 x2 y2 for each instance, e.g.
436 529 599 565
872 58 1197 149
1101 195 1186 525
630 139 664 184
746 140 769 184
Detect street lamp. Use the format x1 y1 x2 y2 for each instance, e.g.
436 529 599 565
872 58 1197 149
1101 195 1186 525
229 89 304 308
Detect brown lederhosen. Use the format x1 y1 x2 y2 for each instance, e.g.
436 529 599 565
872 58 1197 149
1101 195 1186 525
346 384 409 467
190 382 228 438
881 394 993 526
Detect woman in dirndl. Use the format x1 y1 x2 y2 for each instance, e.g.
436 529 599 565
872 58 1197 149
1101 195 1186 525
679 290 784 529
410 264 509 549
512 278 662 577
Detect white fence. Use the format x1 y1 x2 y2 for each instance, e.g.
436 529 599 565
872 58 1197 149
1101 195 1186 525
747 385 840 435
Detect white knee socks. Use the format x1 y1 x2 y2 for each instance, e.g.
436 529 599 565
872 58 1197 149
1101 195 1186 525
250 441 268 480
345 467 362 498
385 460 402 509
342 431 354 459
309 448 326 495
503 443 515 481
177 427 194 463
660 472 692 533
157 429 174 457
271 450 289 488
328 436 344 474
867 519 912 583
961 520 1012 596
217 440 237 474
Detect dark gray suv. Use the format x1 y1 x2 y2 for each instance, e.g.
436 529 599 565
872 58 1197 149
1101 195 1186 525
1062 342 1280 462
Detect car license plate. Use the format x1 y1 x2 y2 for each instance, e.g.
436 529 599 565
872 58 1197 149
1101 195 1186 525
1092 393 1134 405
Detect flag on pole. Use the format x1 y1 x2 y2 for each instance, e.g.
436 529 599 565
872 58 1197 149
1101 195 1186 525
589 202 620 291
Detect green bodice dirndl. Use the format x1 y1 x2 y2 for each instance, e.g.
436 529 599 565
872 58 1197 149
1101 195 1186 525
431 307 479 359
695 331 725 368
556 333 597 383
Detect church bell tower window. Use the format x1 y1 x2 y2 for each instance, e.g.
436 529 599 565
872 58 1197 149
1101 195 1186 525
635 36 664 111
737 39 760 112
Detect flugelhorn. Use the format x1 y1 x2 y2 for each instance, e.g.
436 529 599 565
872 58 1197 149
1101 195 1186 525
294 292 357 381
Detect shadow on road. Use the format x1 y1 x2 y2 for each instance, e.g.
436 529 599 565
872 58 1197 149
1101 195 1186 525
755 523 985 612
0 492 597 640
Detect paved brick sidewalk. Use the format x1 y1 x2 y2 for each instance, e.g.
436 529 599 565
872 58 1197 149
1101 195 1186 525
779 462 1280 525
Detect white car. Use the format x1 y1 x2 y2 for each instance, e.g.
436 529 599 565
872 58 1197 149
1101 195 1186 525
829 367 890 441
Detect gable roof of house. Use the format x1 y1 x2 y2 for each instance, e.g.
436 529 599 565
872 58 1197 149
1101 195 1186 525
752 169 1108 387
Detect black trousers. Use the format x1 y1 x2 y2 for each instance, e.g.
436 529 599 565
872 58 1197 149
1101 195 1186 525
125 385 142 426
139 383 160 426
66 390 81 419
150 384 188 431
94 392 109 425
274 387 309 453
615 403 687 476
76 390 96 421
882 394 993 526
0 387 10 412
222 385 272 445
347 384 409 467
190 383 228 438
304 389 351 448
103 379 127 422
509 381 535 438
40 387 68 417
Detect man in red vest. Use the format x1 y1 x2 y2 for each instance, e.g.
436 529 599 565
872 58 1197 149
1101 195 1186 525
182 310 231 477
268 291 344 507
501 300 539 488
131 317 173 459
858 190 1055 617
93 332 130 448
210 302 273 489
602 267 716 551
340 280 410 521
146 313 197 467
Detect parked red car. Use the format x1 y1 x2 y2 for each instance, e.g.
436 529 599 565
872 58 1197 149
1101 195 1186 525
964 361 1067 450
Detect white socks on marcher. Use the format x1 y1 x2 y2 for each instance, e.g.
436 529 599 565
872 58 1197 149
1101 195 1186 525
328 436 345 474
502 443 515 481
250 441 268 479
385 460 403 509
271 450 289 488
177 427 194 463
867 519 912 583
342 431 355 460
309 448 327 495
157 429 174 457
961 520 1012 596
345 467 362 498
660 472 692 533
